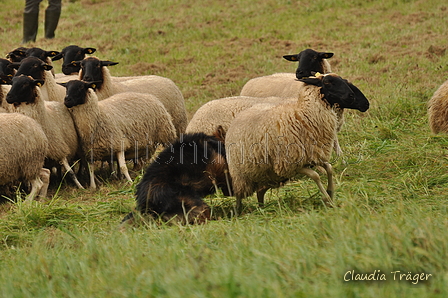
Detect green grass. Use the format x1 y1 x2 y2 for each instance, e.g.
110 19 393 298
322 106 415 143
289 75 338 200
1 0 448 297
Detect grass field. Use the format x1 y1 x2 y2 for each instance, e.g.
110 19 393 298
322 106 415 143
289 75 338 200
0 0 447 297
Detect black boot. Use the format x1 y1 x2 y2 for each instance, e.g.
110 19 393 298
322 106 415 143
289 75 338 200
44 9 61 39
22 12 39 44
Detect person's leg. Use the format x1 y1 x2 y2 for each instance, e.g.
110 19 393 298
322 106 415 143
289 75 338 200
44 0 61 39
22 0 42 43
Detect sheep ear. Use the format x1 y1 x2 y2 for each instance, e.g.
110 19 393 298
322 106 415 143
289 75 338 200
34 79 45 87
297 76 323 86
46 51 60 57
319 52 334 59
0 75 11 84
84 48 96 54
12 49 27 57
69 61 82 67
87 81 101 89
283 54 300 62
52 53 63 61
8 62 21 70
42 64 53 71
101 61 119 67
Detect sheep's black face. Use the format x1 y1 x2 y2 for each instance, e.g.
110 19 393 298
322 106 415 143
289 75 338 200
64 80 90 108
319 75 355 107
6 47 28 63
299 74 370 111
0 59 14 83
344 82 370 112
13 57 52 80
6 75 42 105
54 46 96 75
284 49 334 79
80 57 118 89
25 47 59 62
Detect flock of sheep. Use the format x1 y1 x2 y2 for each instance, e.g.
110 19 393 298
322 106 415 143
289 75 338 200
0 46 446 224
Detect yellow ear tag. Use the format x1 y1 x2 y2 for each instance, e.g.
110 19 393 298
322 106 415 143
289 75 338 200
314 72 322 77
36 82 42 87
91 84 96 89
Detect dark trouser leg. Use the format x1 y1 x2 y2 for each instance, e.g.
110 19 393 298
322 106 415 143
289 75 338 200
23 0 41 43
22 12 39 43
44 0 61 39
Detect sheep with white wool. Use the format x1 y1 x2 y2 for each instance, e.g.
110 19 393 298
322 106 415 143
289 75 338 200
186 96 296 135
428 79 448 134
186 78 366 157
238 49 351 155
226 73 370 212
6 75 84 189
10 57 65 102
0 113 50 202
71 57 187 136
63 80 177 189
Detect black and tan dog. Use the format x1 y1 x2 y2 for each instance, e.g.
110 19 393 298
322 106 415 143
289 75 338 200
122 126 231 225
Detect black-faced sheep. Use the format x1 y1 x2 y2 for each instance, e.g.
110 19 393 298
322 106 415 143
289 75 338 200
428 79 448 134
238 49 349 155
63 80 177 189
10 57 65 102
72 56 188 136
0 58 15 84
122 127 231 225
0 113 50 202
6 47 29 63
52 45 96 75
8 47 59 67
226 73 369 213
187 79 367 157
6 75 84 189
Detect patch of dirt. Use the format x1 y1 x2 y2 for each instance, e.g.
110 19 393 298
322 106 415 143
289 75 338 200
426 45 446 60
128 62 167 75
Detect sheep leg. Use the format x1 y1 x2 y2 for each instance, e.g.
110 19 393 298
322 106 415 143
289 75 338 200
235 195 243 216
334 137 343 157
38 168 51 198
297 167 334 207
25 178 44 203
256 186 269 207
88 162 97 189
61 158 85 189
322 162 334 199
117 151 132 182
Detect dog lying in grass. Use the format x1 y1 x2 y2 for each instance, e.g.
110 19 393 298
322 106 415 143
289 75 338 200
122 126 231 225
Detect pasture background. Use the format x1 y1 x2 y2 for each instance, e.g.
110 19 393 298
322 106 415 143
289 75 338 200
0 0 447 297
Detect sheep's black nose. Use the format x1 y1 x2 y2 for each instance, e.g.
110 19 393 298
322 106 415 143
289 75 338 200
296 69 311 79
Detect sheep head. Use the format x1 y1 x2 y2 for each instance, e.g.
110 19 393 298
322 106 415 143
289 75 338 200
76 57 118 89
6 47 28 62
283 48 333 79
64 79 99 108
298 73 369 112
52 45 97 75
6 75 44 106
0 59 14 83
10 57 53 80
